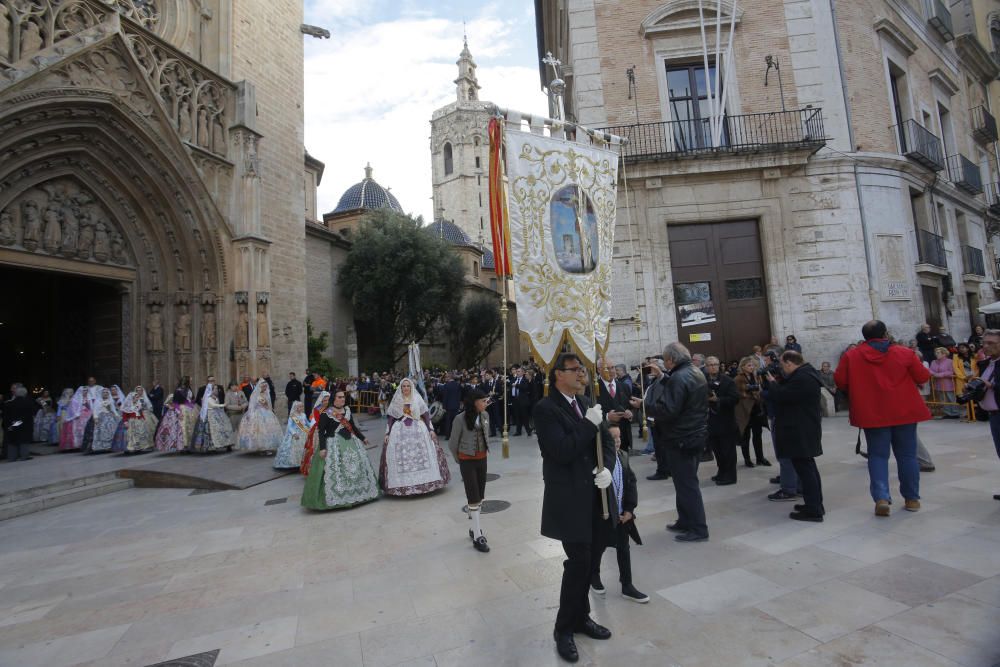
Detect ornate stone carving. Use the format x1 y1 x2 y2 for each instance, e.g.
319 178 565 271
146 303 164 352
201 301 216 349
255 302 269 348
123 25 232 158
111 0 160 31
51 46 155 116
0 210 14 245
0 177 133 266
174 302 191 352
1 0 116 66
235 302 249 349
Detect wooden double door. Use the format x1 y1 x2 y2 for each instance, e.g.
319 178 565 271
668 220 771 363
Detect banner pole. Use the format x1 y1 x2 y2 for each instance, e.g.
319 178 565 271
592 343 609 520
501 280 510 459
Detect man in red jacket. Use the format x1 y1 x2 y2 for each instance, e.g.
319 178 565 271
834 320 931 517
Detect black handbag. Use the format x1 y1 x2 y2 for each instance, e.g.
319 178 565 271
855 429 868 459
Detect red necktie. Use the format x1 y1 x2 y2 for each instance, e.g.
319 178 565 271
571 399 582 418
609 381 616 398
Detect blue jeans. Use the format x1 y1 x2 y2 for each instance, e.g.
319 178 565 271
864 423 919 502
769 416 799 494
989 412 1000 461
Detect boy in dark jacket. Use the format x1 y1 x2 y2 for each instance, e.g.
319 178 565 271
590 425 649 603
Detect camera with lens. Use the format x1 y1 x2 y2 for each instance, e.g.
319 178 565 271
957 377 988 404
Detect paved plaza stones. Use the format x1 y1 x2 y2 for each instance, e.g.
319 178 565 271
0 416 998 666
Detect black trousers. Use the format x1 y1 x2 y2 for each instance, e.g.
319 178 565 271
513 402 530 434
664 446 708 537
619 418 633 452
740 421 764 463
486 402 501 436
555 513 609 634
459 458 487 505
709 431 738 483
591 521 633 587
653 431 671 476
442 409 458 438
790 457 824 516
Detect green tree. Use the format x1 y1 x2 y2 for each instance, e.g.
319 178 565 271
306 319 341 378
339 210 465 369
449 296 504 368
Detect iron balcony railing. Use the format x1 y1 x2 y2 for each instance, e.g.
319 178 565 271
971 106 999 143
946 154 984 195
917 228 947 268
893 119 945 171
599 108 825 163
962 245 986 277
987 182 1000 216
927 0 955 41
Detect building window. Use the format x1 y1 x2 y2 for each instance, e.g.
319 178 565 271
938 102 954 156
479 192 483 207
443 142 453 175
665 63 723 150
477 174 481 186
475 156 481 169
473 261 480 277
888 61 909 149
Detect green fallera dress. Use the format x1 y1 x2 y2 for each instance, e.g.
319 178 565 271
301 408 379 511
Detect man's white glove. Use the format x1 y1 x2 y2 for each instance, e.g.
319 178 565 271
593 467 612 489
584 404 603 427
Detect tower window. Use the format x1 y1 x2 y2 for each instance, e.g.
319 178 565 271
443 143 454 175
475 156 481 169
474 136 481 147
473 261 480 277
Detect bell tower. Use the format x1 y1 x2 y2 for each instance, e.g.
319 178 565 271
455 37 480 103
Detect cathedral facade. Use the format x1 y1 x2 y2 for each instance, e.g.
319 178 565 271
0 0 308 390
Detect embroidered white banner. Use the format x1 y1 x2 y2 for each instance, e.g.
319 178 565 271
504 129 619 366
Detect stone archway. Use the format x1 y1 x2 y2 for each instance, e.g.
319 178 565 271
0 87 231 388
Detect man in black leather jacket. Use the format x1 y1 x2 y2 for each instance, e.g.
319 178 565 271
639 342 710 542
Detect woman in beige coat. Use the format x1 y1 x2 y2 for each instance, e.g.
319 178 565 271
733 356 771 468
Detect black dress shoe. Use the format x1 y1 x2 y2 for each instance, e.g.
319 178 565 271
744 461 755 468
793 504 806 512
769 476 781 484
666 521 687 533
714 479 736 486
554 630 579 663
575 618 612 640
994 494 1000 501
674 531 708 542
473 536 490 553
647 472 670 480
590 576 605 595
789 510 823 522
757 459 772 466
711 475 719 481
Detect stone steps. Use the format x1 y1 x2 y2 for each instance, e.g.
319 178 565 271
0 475 134 522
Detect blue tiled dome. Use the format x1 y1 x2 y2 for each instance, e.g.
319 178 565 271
424 220 477 247
482 248 495 270
331 164 403 214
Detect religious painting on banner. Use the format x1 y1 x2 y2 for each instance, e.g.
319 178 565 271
502 127 619 366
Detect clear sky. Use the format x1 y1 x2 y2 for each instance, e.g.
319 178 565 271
303 0 550 223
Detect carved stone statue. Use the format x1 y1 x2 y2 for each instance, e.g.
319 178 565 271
21 20 43 59
60 206 78 257
0 5 11 64
212 115 226 154
77 212 94 260
146 304 164 352
0 210 15 246
201 303 216 349
151 268 160 291
42 205 61 254
93 221 110 261
21 201 40 251
174 303 191 352
178 98 192 141
235 303 249 349
197 107 209 148
256 303 269 348
110 230 126 264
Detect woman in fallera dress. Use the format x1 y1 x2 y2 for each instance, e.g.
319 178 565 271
116 386 157 453
79 385 102 452
237 379 283 454
155 389 199 452
53 388 73 445
58 387 86 451
33 391 55 443
109 385 129 452
275 400 309 470
300 390 330 475
301 390 379 510
379 378 450 496
190 384 234 453
88 388 121 453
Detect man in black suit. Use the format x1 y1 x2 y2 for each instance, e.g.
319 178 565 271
592 357 633 452
147 379 165 419
285 372 303 411
510 366 531 435
439 372 462 438
704 356 740 486
534 352 616 663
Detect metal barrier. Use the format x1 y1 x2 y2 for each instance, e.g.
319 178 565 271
924 384 975 421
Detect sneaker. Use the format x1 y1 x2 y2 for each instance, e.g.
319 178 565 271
904 499 920 512
875 500 890 517
768 490 799 502
473 536 490 553
621 584 650 604
590 576 606 595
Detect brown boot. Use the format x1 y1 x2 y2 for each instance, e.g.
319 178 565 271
904 499 920 512
875 500 890 517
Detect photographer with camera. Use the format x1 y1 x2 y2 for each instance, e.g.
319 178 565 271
760 350 801 502
704 356 740 485
634 342 709 542
734 356 770 468
634 359 670 479
975 330 1000 502
835 320 931 516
